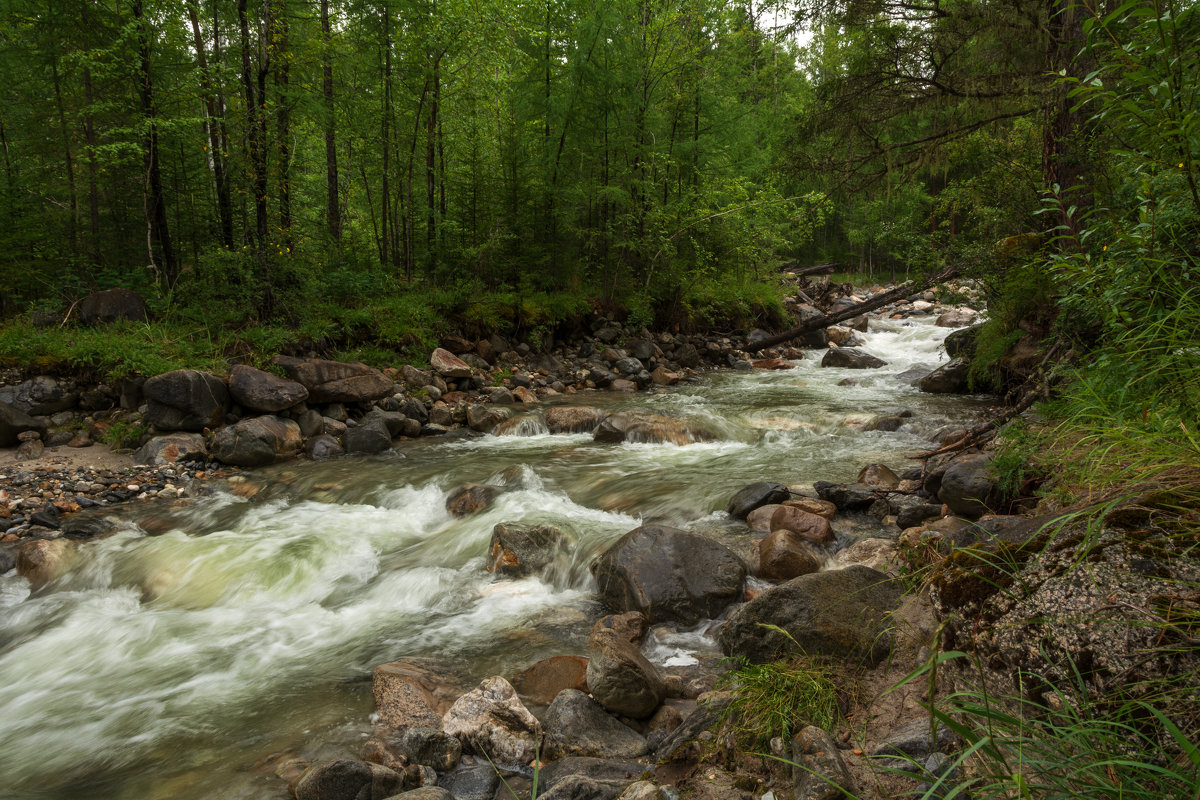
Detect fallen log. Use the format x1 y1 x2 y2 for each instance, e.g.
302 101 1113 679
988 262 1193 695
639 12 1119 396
746 266 959 353
783 263 838 277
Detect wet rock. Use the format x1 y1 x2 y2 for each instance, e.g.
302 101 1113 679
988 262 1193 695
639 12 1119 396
293 759 405 800
591 525 746 625
0 376 78 416
944 324 981 358
430 347 473 379
344 417 393 454
896 501 943 530
306 433 345 460
15 538 72 588
718 565 901 665
545 406 607 434
466 403 510 432
726 482 790 520
76 288 148 325
489 387 515 404
144 369 229 432
936 308 978 328
813 481 876 512
442 676 541 766
746 503 782 532
446 483 500 517
227 364 308 412
857 463 900 489
486 522 566 577
373 659 462 731
757 530 823 581
512 655 590 706
820 348 887 369
649 366 681 386
937 453 996 519
831 538 899 575
587 612 665 719
792 726 854 800
751 358 794 370
769 505 834 545
438 765 499 800
674 343 701 368
918 358 971 394
593 411 711 445
782 497 838 520
134 433 207 466
389 788 453 800
273 355 393 403
544 689 649 760
398 727 462 772
655 694 732 762
209 415 302 467
538 757 647 800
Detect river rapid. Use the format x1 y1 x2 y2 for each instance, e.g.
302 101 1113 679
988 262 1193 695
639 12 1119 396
0 318 987 800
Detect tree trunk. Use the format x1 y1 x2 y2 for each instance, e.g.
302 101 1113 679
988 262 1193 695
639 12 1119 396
321 0 341 241
133 0 177 285
187 0 234 247
274 0 292 250
50 57 78 269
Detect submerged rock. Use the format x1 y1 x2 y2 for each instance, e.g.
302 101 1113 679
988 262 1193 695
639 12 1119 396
445 484 500 517
486 522 566 577
820 348 887 369
593 410 712 445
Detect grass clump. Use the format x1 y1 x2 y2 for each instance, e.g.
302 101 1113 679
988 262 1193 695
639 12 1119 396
717 655 841 749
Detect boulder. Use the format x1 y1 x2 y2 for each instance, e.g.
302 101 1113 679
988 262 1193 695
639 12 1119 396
306 433 345 460
429 347 472 379
16 538 73 588
373 659 464 731
591 525 745 625
856 463 900 489
587 613 665 719
437 766 498 800
655 694 733 762
293 759 405 800
813 481 876 512
0 401 48 446
726 482 790 519
792 304 830 348
76 287 149 325
545 406 607 434
486 523 566 577
441 676 541 766
769 506 834 545
718 565 902 665
792 726 854 800
936 308 978 328
389 789 453 800
401 365 433 388
944 324 981 358
227 364 308 412
757 531 823 581
466 403 510 433
820 348 887 369
538 758 647 800
543 689 650 760
746 503 783 532
751 358 794 370
273 355 393 403
209 415 302 467
134 433 207 465
937 453 997 519
593 411 711 445
0 376 78 416
782 497 838 520
446 484 500 517
511 655 590 706
144 369 229 431
397 727 462 772
344 417 393 454
918 358 971 394
830 538 900 575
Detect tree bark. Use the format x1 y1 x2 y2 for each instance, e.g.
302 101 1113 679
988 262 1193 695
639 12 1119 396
133 0 177 285
321 0 341 241
274 0 292 250
187 0 234 247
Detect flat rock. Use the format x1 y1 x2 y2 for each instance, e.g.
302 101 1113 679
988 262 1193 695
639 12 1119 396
273 355 393 403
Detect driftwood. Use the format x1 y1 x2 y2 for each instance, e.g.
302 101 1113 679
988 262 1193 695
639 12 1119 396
783 263 838 277
746 266 959 353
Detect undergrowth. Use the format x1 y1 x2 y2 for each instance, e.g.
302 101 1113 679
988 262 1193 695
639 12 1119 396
717 646 841 749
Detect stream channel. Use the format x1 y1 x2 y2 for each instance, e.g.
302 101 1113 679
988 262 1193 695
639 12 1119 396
0 318 988 800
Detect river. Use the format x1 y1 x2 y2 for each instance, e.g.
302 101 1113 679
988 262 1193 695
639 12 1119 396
0 317 986 800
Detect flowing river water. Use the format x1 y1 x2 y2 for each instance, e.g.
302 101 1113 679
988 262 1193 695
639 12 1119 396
0 318 988 800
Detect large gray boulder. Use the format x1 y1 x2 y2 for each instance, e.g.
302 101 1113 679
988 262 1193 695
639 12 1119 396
726 482 790 519
293 759 405 800
586 612 665 719
937 452 997 519
343 417 392 454
918 358 971 394
272 355 393 403
0 401 47 446
135 433 207 465
0 376 78 415
441 676 541 767
537 757 647 800
144 369 229 431
820 348 887 369
591 525 746 625
209 415 302 467
486 522 566 577
228 364 308 412
718 565 902 666
543 689 649 760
